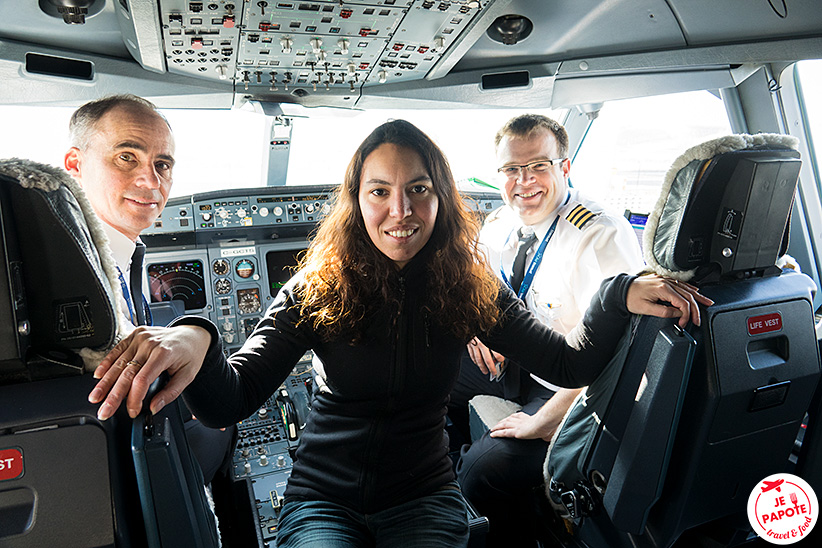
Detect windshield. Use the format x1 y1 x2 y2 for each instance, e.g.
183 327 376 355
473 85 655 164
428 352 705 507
0 104 565 198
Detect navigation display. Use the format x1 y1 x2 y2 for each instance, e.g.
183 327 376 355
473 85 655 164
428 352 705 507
148 259 207 311
266 249 303 297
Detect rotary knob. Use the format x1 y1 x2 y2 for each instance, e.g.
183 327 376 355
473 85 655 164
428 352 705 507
259 206 269 217
273 206 283 216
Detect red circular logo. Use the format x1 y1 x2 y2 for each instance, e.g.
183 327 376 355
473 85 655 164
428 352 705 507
747 473 818 544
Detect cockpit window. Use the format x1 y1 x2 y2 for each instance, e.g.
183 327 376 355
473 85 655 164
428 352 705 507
796 60 822 196
571 90 732 215
0 105 565 197
285 107 567 192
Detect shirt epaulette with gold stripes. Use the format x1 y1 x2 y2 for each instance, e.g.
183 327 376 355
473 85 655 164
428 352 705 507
565 204 598 229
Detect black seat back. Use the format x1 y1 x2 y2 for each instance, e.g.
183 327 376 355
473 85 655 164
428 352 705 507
545 135 821 548
0 159 117 382
0 158 219 548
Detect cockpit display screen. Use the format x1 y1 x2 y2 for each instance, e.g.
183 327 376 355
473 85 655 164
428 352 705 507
266 249 303 297
148 260 207 311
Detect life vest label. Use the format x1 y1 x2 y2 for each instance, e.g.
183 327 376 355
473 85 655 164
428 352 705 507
0 447 24 481
748 312 782 336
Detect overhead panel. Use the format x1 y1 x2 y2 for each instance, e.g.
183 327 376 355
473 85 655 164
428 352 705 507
157 0 495 93
161 1 243 81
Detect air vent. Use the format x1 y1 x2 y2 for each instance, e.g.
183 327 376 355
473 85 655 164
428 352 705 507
25 53 94 81
481 70 529 90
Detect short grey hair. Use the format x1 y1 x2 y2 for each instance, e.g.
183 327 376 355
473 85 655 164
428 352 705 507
69 94 170 149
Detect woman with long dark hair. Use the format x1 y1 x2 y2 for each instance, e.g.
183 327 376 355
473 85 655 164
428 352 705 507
90 120 708 547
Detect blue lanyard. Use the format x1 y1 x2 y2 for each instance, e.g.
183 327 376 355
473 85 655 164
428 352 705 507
116 266 137 325
500 192 570 299
500 216 559 299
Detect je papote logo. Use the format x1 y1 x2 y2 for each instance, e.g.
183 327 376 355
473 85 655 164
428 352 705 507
747 473 817 544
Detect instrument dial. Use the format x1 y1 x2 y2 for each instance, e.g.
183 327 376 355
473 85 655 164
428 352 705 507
213 259 230 275
237 288 261 315
235 258 255 279
215 278 232 295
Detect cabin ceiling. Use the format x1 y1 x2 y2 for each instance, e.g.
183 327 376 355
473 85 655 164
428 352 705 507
0 0 820 109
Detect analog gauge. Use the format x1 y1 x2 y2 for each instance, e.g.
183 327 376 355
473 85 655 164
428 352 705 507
147 260 206 310
215 278 232 295
235 258 255 279
213 259 230 275
237 288 261 314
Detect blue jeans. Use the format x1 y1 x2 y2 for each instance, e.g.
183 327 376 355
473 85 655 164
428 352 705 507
275 482 469 548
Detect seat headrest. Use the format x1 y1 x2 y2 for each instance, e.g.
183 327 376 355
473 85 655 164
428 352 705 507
0 158 125 380
643 134 801 282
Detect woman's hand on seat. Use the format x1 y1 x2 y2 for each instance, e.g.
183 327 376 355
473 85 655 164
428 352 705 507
626 275 713 328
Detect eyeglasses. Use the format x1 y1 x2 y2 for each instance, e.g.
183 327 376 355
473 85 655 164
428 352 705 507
497 158 566 178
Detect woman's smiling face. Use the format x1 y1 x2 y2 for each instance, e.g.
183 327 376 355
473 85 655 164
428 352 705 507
358 143 439 269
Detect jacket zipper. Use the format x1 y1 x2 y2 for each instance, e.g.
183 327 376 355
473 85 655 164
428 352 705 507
362 275 407 510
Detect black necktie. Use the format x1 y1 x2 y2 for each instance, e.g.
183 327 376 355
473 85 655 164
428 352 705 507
510 228 537 294
129 241 148 326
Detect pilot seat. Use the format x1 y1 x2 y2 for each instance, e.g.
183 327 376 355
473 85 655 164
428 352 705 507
537 133 821 547
0 158 220 547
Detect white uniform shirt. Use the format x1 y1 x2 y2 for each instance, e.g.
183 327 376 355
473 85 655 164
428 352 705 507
480 188 644 386
101 222 146 330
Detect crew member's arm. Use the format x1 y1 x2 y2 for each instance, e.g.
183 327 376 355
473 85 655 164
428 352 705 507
489 387 582 441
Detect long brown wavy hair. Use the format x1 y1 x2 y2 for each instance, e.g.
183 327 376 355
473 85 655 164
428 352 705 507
296 119 500 342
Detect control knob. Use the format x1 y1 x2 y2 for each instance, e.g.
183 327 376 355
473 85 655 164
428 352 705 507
273 206 283 216
259 206 269 217
236 208 247 218
260 454 269 466
258 408 268 419
202 212 212 222
305 203 315 213
216 207 229 219
244 462 252 474
310 37 323 54
277 455 286 467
